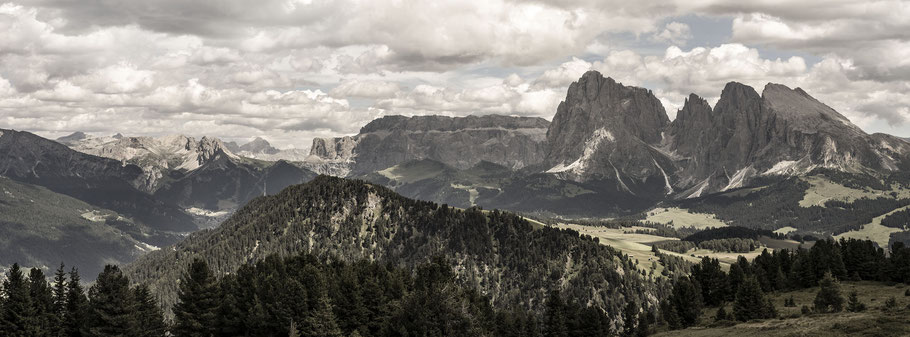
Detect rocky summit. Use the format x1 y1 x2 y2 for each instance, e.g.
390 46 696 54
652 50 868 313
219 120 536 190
545 71 910 199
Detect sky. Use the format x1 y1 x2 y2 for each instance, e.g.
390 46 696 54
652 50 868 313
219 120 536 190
1 0 909 149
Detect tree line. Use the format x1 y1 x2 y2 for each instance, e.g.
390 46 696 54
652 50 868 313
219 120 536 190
3 252 648 337
660 237 910 331
0 263 164 336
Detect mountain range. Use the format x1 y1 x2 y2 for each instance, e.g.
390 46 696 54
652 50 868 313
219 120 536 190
4 70 910 279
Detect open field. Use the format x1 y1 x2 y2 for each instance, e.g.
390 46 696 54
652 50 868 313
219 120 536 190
798 175 910 208
645 207 727 230
555 223 774 274
654 281 910 337
835 205 910 248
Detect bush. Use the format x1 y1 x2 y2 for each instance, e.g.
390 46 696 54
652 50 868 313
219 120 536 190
883 297 898 311
904 288 910 297
814 272 844 313
801 305 811 315
846 289 866 312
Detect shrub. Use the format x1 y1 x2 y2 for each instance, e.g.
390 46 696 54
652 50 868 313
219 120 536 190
883 297 898 311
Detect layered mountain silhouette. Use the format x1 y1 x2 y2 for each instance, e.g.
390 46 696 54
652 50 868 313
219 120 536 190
312 71 910 206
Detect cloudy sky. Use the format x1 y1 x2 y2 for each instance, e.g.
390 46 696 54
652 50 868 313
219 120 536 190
1 0 909 149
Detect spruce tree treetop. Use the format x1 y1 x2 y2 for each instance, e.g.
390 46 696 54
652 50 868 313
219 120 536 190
173 258 220 337
814 272 844 313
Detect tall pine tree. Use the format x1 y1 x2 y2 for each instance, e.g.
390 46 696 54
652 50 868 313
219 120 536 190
173 258 220 337
27 268 57 336
0 263 36 336
133 285 167 337
87 265 137 336
732 276 775 321
63 267 88 337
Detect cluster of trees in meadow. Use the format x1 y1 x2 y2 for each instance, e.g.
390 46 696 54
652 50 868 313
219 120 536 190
661 238 910 330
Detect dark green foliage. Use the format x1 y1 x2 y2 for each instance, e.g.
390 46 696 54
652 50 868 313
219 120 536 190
63 268 88 337
784 295 797 307
801 305 811 315
1 263 36 336
697 238 760 253
813 272 844 313
126 176 659 329
667 277 703 328
714 306 728 321
173 259 219 337
87 265 138 335
28 268 57 335
691 257 727 307
846 289 866 312
683 226 781 244
880 207 910 229
732 277 775 321
52 264 67 336
134 285 167 337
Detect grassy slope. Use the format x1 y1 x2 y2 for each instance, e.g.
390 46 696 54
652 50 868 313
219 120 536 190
835 205 909 248
645 207 727 229
0 176 150 277
654 281 910 337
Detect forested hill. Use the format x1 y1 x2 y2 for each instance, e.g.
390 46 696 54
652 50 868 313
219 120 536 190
125 175 665 327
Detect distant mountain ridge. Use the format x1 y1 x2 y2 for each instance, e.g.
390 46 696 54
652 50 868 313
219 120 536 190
308 114 550 175
301 71 910 221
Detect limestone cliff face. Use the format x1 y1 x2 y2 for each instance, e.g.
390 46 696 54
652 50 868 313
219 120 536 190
543 71 675 197
542 71 910 198
308 115 550 175
666 81 910 196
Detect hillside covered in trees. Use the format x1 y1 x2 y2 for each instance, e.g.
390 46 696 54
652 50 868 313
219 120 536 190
2 254 634 336
125 175 667 330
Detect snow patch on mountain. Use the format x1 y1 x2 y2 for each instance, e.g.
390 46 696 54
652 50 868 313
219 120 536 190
546 127 613 175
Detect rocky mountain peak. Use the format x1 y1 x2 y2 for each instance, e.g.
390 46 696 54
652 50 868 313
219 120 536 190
239 137 279 154
717 81 762 112
56 131 88 145
544 71 671 191
761 82 863 134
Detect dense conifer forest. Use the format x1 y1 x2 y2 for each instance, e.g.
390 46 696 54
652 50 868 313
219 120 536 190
124 176 667 330
0 254 648 336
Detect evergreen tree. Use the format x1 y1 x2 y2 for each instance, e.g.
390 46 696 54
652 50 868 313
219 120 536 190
732 277 773 321
621 301 638 337
668 277 703 328
813 272 844 313
302 290 342 337
52 263 67 325
28 267 57 336
846 289 866 312
691 257 727 307
63 267 88 337
543 290 569 337
0 263 35 336
87 265 137 336
634 310 651 337
133 285 167 337
173 259 220 337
